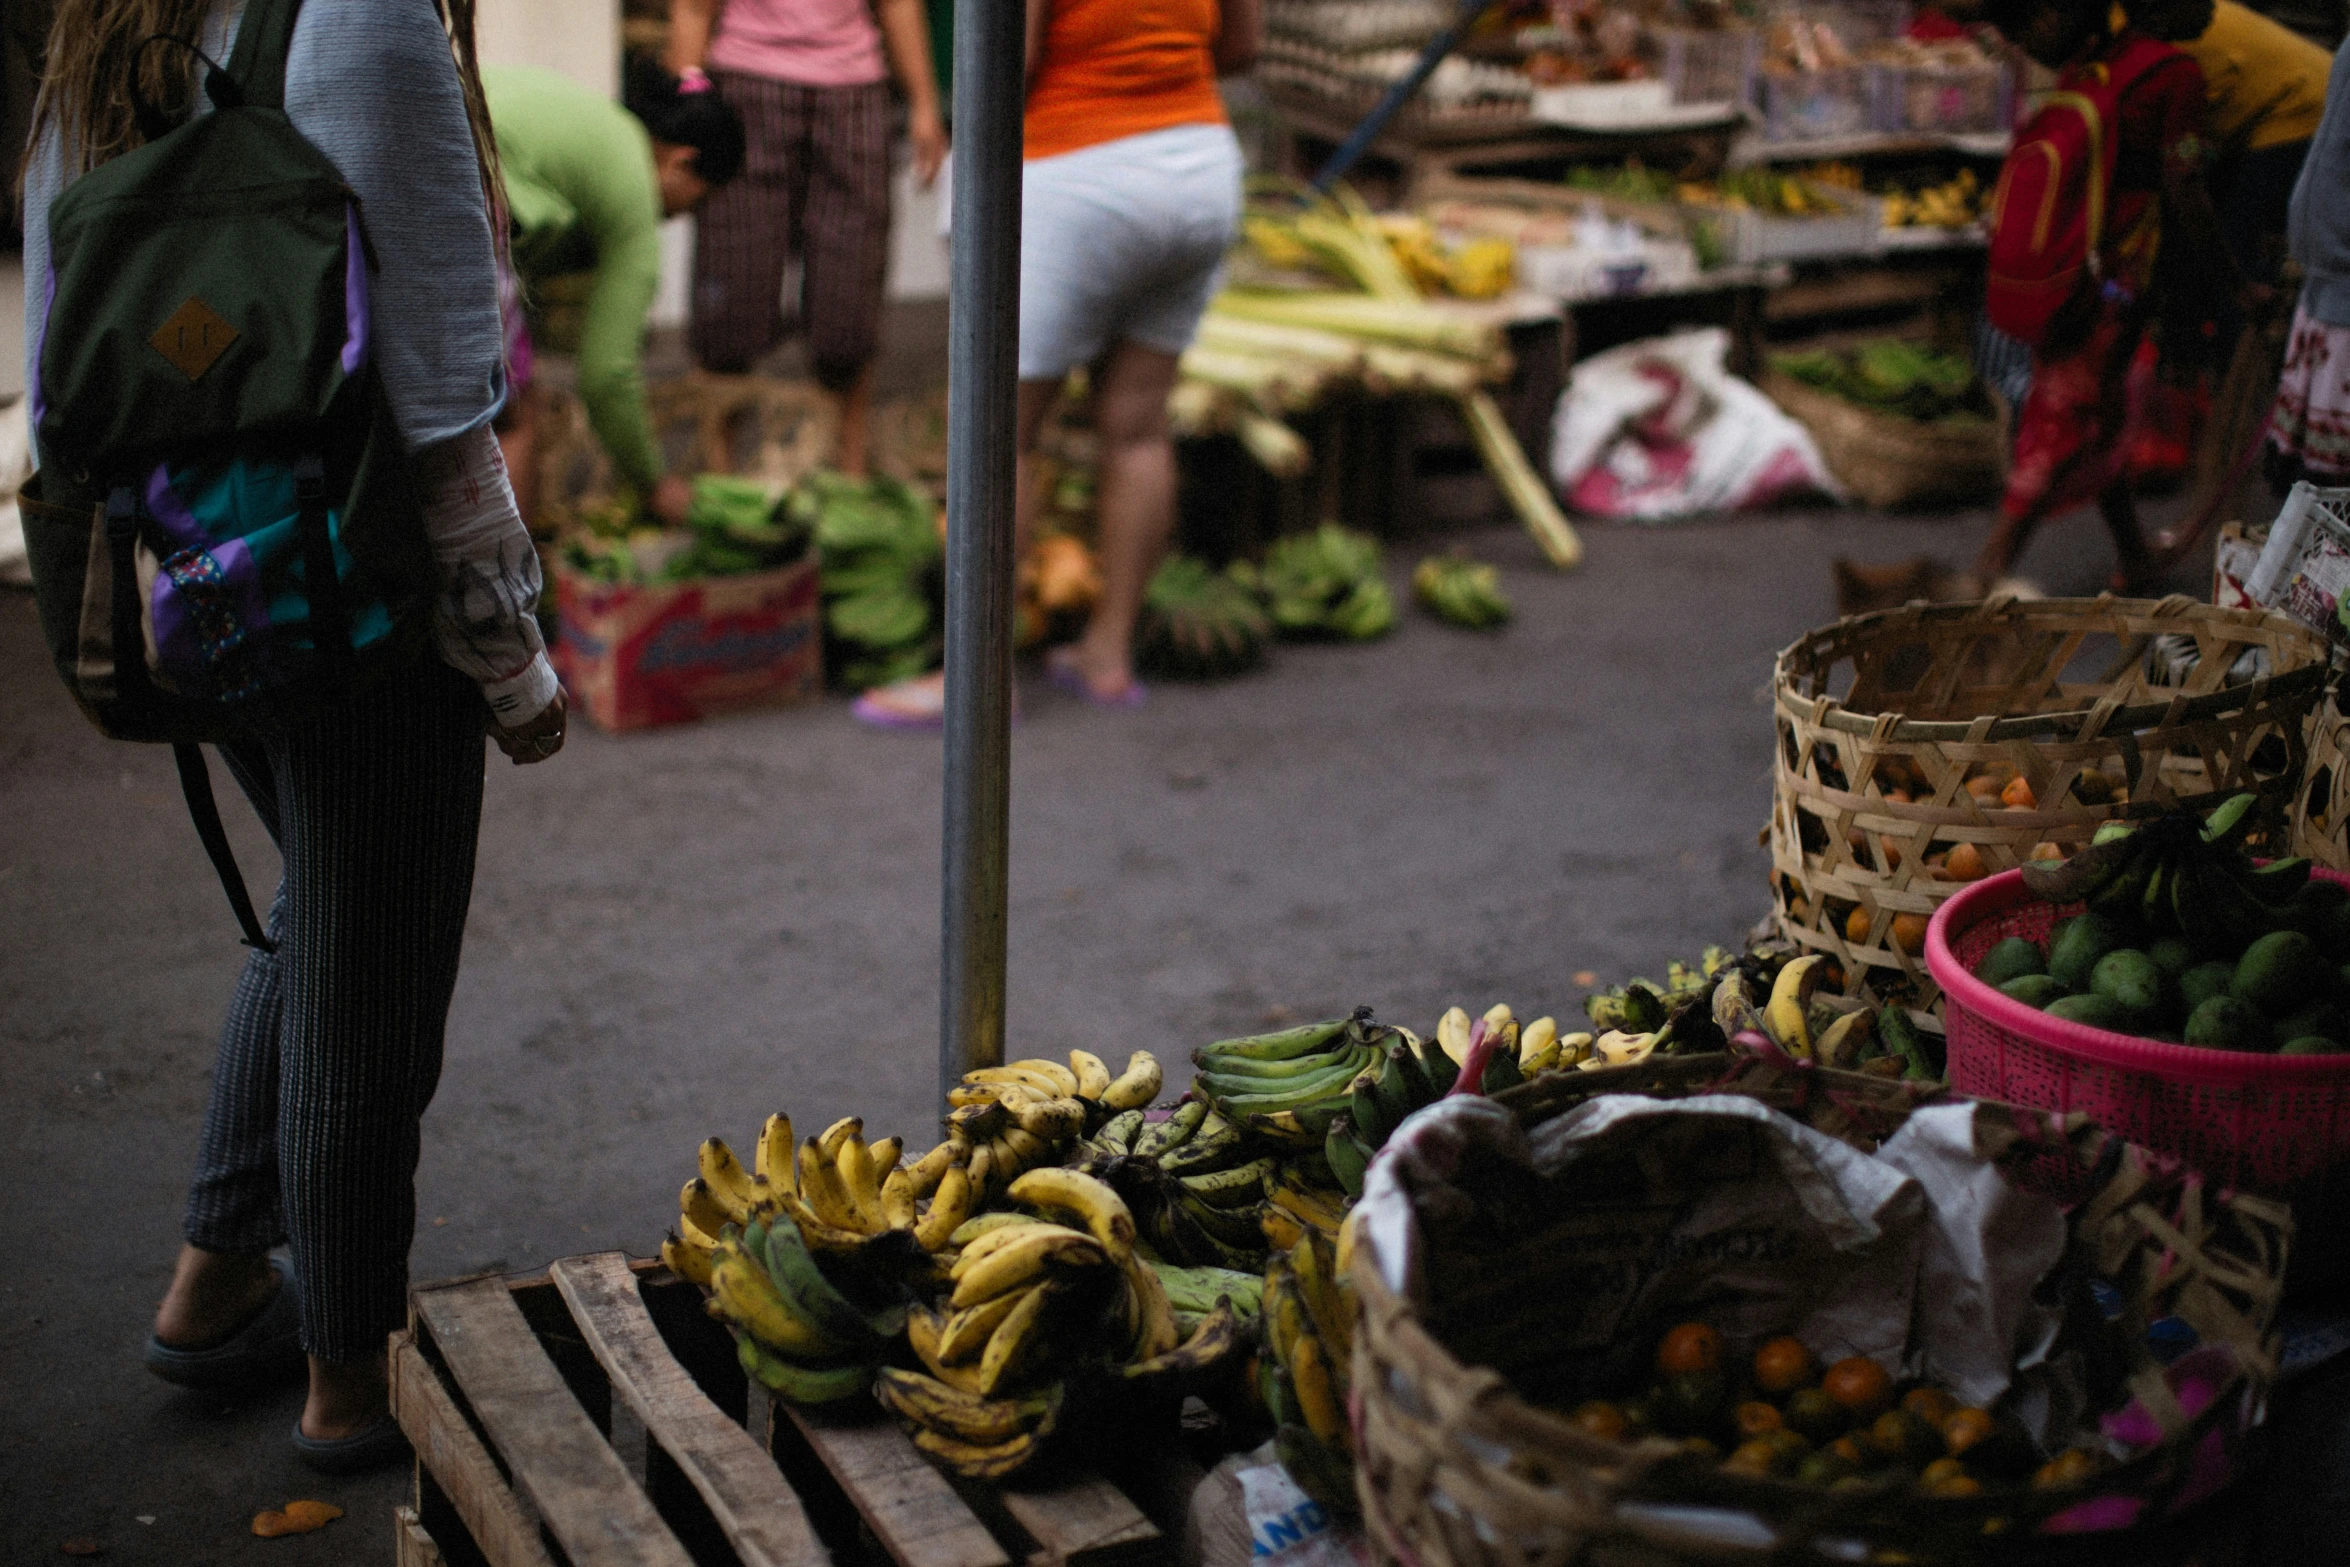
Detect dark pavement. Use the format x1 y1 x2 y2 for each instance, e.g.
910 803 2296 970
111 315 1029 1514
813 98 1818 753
5 493 2345 1564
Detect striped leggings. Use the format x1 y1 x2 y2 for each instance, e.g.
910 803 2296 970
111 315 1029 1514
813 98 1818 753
183 661 485 1363
689 73 893 389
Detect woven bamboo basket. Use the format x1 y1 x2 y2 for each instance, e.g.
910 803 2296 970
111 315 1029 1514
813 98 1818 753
2290 685 2350 872
1759 369 2006 511
1769 595 2331 1011
1350 1055 2290 1567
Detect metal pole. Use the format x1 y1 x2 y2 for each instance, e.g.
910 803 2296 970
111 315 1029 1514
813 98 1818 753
939 0 1024 1103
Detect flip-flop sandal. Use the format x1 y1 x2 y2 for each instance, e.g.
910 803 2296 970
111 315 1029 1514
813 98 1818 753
853 678 1023 730
292 1413 410 1475
145 1260 304 1391
1044 656 1147 709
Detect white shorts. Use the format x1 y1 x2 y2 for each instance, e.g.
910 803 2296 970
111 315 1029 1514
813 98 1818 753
1018 123 1244 381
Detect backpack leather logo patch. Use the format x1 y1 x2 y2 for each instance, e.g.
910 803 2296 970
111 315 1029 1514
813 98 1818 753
151 296 238 382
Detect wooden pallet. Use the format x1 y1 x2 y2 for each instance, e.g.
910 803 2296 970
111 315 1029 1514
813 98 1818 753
391 1252 1178 1567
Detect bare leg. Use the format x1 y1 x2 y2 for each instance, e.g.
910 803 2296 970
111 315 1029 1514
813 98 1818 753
302 1351 389 1441
1057 341 1181 699
831 367 877 479
1971 507 2039 586
153 1243 278 1350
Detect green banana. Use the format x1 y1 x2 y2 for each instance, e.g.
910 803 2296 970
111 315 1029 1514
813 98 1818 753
1192 1046 1360 1081
1134 1098 1207 1159
1193 1018 1351 1064
1347 1071 1394 1147
1198 1052 1371 1109
2202 792 2257 846
761 1213 885 1346
1158 1116 1248 1174
1093 1109 1145 1154
735 1334 871 1404
1323 1114 1370 1199
1179 1156 1276 1208
1178 1193 1271 1247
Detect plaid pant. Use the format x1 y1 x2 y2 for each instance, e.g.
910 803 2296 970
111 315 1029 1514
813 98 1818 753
184 661 484 1363
691 74 893 390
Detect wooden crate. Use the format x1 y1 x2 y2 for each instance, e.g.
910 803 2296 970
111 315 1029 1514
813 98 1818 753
392 1252 1182 1567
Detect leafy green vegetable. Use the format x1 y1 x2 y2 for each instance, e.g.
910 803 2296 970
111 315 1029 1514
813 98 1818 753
1770 339 1992 424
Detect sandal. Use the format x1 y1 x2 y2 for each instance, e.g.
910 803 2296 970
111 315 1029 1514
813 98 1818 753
292 1412 410 1475
1044 650 1146 709
145 1259 303 1391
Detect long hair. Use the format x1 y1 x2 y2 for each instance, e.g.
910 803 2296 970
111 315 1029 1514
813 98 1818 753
27 0 503 233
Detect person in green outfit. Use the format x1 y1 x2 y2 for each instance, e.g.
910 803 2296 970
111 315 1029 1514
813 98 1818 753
484 60 746 529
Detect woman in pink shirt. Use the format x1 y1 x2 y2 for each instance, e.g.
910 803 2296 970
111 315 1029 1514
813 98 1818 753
668 0 945 474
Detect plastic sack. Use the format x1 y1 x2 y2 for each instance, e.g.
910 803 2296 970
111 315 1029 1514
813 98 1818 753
1549 327 1841 520
1237 1442 1366 1567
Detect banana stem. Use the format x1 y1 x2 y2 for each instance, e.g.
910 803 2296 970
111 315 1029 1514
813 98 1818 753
1446 1018 1498 1098
1458 391 1582 571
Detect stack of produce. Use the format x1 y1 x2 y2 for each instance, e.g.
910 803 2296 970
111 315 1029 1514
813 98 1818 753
804 471 945 690
560 473 811 585
1411 553 1511 629
1876 167 1983 229
1769 339 1993 425
1074 1100 1275 1269
718 1211 909 1403
1258 1231 1359 1508
1323 1004 1569 1196
1239 524 1397 642
1979 795 2349 1052
1570 1321 2097 1496
1137 556 1275 680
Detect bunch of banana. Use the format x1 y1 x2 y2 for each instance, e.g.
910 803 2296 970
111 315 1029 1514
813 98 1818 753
942 1051 1164 1200
2021 794 2307 955
1258 1231 1356 1509
1192 1010 1421 1147
874 1369 1066 1481
712 1212 906 1405
1148 1259 1266 1335
1079 1099 1276 1269
1411 554 1510 630
1258 1166 1349 1254
1584 947 1733 1031
1319 1002 1559 1196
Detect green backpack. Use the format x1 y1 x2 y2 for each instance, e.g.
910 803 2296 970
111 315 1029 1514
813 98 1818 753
20 0 440 948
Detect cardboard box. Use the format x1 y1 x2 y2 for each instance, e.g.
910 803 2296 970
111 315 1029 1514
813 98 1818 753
552 558 820 731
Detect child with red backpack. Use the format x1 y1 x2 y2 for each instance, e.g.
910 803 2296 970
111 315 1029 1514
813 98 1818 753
1976 0 2248 588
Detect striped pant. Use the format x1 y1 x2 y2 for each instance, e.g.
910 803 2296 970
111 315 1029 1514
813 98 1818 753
690 73 893 389
184 661 485 1364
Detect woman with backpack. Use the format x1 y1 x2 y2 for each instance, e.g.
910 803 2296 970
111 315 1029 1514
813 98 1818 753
1973 0 2247 589
22 0 559 1471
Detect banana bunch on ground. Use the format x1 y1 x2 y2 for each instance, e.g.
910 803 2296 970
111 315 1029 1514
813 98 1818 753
2020 795 2305 956
943 1050 1162 1201
712 1211 909 1405
1322 1003 1585 1196
1411 554 1510 630
882 1169 1247 1479
1139 556 1274 681
1235 524 1395 642
1259 1231 1358 1510
1076 1099 1276 1268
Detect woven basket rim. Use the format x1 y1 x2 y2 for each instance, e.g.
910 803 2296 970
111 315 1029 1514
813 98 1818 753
1926 867 2350 1083
1774 595 2330 743
1758 367 2005 460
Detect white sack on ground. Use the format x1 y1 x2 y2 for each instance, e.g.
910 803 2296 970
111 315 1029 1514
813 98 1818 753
1549 326 1841 521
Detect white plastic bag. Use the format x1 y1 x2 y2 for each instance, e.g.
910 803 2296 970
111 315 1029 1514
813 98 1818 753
1549 327 1840 521
1237 1443 1366 1567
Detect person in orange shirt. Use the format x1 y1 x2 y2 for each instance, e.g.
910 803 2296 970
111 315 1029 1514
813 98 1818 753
856 0 1261 725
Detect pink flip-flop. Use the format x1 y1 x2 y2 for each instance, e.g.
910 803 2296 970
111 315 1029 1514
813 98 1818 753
852 674 1023 730
1044 654 1147 709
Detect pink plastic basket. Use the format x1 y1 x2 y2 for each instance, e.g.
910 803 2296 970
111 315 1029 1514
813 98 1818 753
1926 869 2350 1189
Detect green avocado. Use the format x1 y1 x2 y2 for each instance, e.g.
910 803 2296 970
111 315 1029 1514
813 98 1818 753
2186 995 2270 1051
2274 1000 2350 1048
2090 949 2164 1019
2049 913 2132 991
2280 1035 2348 1055
1998 974 2069 1009
2232 930 2330 1016
2046 992 2128 1029
2180 961 2236 1013
1975 937 2047 989
2146 937 2198 978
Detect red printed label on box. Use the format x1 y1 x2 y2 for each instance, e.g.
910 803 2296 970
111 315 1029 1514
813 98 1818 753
552 559 820 731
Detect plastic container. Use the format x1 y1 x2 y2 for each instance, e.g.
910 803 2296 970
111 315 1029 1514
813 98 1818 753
1659 25 1756 105
1869 58 2014 134
1926 868 2350 1190
1754 64 1873 141
1697 180 1881 263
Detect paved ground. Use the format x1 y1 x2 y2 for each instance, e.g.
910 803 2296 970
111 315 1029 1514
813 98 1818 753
5 348 2347 1555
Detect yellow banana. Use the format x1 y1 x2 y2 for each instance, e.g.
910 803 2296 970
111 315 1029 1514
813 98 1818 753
1068 1049 1113 1100
835 1136 887 1232
662 1231 714 1287
756 1113 797 1191
913 1163 974 1252
1521 1043 1562 1076
682 1177 739 1239
772 1190 880 1255
699 1138 764 1220
947 1084 1004 1109
1269 1183 1346 1236
948 1211 1038 1248
678 1205 722 1252
961 1064 1066 1097
1100 1050 1163 1111
868 1136 902 1179
1767 954 1828 1058
1121 1254 1180 1362
976 1277 1060 1395
800 1139 872 1234
940 1279 1048 1364
1260 1205 1307 1252
987 1134 1025 1183
1813 1006 1875 1069
964 1143 998 1199
908 1422 1046 1481
902 1141 956 1198
1000 1127 1052 1169
1435 1006 1472 1065
949 1226 1107 1309
1288 1332 1345 1447
1335 1208 1361 1279
880 1168 916 1230
994 1085 1087 1143
951 1220 1090 1278
818 1117 863 1161
908 1305 991 1395
1264 1263 1312 1375
1480 1003 1519 1060
873 1367 1059 1445
1291 1233 1354 1375
1008 1057 1082 1097
1518 1016 1558 1069
1006 1167 1136 1263
710 1239 850 1361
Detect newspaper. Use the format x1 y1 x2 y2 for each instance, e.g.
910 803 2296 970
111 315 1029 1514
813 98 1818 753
2244 481 2350 641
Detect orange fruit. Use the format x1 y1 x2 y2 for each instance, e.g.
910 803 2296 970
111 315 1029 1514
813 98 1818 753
1902 1387 1959 1427
2032 1449 2101 1491
1571 1400 1629 1442
1941 1407 1994 1457
1890 913 1929 955
1964 774 2004 801
1723 1437 1783 1476
2001 775 2037 809
1732 1400 1785 1439
1656 1322 1723 1377
1826 1433 1870 1466
1844 905 1872 944
1753 1336 1816 1396
1822 1357 1894 1422
2027 841 2065 862
1942 843 1988 882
